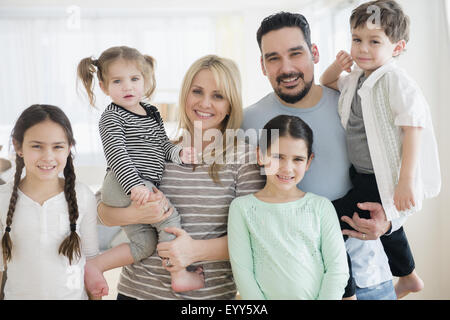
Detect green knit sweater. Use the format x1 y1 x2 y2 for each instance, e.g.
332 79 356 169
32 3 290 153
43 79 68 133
228 192 349 300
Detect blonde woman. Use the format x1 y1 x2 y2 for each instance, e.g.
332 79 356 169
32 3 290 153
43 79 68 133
97 55 265 300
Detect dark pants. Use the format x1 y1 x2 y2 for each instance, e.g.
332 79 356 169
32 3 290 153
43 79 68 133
333 166 416 297
117 293 138 300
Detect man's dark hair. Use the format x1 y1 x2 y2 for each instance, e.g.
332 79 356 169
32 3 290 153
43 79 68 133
256 12 312 51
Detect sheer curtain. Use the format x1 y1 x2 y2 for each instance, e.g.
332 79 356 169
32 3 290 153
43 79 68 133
0 9 216 166
0 3 354 166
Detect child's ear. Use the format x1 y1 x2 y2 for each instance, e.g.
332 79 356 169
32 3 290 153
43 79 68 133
257 147 268 166
12 139 22 157
99 81 109 95
305 153 314 171
393 40 406 57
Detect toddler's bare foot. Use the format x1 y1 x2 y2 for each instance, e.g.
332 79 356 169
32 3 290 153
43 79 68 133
171 268 205 292
395 270 424 299
84 260 109 298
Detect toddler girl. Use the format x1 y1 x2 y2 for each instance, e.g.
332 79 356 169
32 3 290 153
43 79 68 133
77 46 202 296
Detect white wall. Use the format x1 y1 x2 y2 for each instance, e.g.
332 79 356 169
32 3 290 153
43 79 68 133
396 0 450 299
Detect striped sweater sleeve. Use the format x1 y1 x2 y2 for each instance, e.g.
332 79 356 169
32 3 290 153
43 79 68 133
235 145 266 197
152 108 182 164
99 108 143 194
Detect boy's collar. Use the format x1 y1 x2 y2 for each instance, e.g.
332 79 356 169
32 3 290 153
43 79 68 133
356 58 397 88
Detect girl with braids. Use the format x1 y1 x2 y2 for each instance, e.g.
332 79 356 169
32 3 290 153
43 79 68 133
0 104 99 299
77 46 202 297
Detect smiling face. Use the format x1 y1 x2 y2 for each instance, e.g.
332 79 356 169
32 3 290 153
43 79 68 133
259 135 313 193
16 120 71 183
350 26 405 76
185 68 231 132
100 59 146 111
260 27 319 104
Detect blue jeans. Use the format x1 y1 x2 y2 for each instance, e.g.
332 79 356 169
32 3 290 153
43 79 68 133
356 280 397 300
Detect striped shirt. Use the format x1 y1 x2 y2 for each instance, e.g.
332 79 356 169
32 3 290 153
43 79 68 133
99 102 182 195
117 144 266 300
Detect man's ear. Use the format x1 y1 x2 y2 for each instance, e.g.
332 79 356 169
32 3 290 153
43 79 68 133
311 44 320 64
260 56 267 76
99 81 109 95
393 40 406 57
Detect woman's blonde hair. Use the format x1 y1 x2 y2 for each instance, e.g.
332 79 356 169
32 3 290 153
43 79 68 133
77 46 156 107
177 55 243 183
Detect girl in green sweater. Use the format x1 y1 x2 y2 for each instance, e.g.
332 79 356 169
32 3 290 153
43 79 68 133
228 115 349 299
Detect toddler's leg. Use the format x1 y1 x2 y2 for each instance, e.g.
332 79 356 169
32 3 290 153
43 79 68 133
101 170 132 208
381 228 423 299
102 174 159 262
153 201 204 292
122 223 158 262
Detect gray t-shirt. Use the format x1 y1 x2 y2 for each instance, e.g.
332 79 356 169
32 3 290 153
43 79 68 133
346 74 374 174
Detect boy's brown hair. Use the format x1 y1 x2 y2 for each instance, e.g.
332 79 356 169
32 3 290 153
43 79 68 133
350 0 410 43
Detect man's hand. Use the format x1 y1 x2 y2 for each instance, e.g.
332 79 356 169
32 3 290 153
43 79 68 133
341 202 391 240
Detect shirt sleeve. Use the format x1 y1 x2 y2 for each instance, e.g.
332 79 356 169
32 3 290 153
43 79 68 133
227 198 266 300
387 71 430 128
235 145 266 198
99 109 143 195
386 215 408 235
153 108 183 164
337 73 351 92
317 197 349 300
78 184 100 259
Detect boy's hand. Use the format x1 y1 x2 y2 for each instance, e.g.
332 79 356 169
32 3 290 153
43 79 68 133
336 50 353 73
130 185 151 207
180 147 199 164
394 179 415 212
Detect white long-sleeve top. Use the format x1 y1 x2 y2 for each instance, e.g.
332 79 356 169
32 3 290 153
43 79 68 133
337 59 441 220
0 181 99 300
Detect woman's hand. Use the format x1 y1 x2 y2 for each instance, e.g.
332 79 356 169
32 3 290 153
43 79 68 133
130 185 151 207
99 187 173 226
157 227 197 271
131 187 173 224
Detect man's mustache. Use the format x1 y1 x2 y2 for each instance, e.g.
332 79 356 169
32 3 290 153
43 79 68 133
276 72 304 84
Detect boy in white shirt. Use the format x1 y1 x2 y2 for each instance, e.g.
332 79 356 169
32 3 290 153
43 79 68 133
320 0 441 299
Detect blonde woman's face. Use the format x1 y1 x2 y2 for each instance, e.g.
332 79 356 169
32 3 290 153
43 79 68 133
185 69 231 132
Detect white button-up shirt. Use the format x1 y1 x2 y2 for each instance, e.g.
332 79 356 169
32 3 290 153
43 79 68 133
338 59 441 221
0 181 99 299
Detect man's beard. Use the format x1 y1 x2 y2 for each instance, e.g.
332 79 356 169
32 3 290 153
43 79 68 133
274 72 314 104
